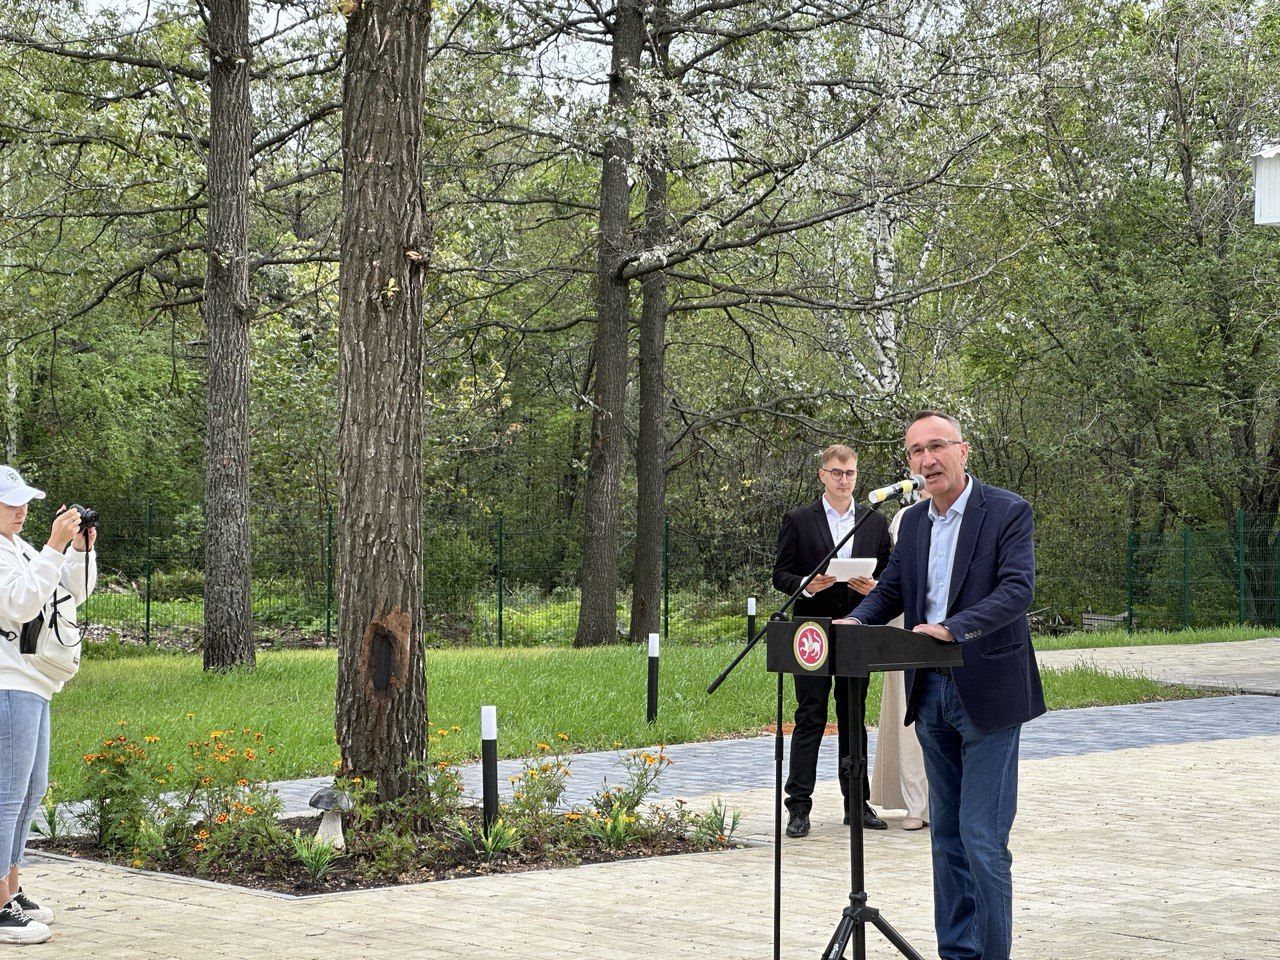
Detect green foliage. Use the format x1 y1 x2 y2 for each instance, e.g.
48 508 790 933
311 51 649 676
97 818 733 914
148 568 206 603
455 817 522 859
290 830 344 882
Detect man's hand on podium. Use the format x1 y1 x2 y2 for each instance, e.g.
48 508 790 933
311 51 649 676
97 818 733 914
832 617 860 625
914 622 956 642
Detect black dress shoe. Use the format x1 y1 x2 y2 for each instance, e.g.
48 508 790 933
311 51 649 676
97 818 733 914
862 807 888 830
785 812 811 838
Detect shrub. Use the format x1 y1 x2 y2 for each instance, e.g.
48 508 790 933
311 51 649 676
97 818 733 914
147 568 205 602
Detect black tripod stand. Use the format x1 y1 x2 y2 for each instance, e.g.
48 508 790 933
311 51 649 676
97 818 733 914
707 486 927 960
821 670 926 960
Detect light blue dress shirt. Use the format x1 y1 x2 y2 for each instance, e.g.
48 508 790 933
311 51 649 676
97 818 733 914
923 476 974 626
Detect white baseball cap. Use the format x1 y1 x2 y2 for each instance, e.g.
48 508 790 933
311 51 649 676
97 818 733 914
0 466 46 507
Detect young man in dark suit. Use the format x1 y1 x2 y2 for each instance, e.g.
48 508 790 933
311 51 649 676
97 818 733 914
840 411 1044 960
772 444 892 839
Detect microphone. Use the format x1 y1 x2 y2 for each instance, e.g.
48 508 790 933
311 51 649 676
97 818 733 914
867 474 926 505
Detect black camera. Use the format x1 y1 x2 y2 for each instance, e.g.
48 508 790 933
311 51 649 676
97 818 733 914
57 503 100 530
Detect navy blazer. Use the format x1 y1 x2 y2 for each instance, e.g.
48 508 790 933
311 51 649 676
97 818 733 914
846 478 1046 733
773 499 891 620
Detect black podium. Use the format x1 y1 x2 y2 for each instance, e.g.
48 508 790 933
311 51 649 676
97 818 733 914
767 618 963 960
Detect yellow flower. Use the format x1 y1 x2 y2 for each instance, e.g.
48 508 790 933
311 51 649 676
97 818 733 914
536 742 550 752
197 829 209 839
215 813 229 824
117 719 128 727
185 712 196 719
144 735 161 744
450 725 460 732
565 812 582 821
436 728 448 736
243 748 256 760
131 859 143 868
556 732 570 741
351 776 362 784
194 842 205 852
237 778 249 787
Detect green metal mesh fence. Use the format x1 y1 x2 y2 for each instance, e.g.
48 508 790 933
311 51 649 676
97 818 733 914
72 501 1279 645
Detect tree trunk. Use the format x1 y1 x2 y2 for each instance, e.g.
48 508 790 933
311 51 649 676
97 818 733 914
334 0 431 801
574 0 644 648
629 18 672 647
201 0 255 671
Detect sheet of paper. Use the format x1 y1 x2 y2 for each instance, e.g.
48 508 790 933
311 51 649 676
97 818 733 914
824 557 876 580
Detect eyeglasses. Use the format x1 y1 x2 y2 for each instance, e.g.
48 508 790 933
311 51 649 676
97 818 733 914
905 439 964 461
822 468 857 481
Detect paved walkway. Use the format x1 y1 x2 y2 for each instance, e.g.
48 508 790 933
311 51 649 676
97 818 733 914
272 693 1280 815
1037 637 1280 695
28 639 1280 958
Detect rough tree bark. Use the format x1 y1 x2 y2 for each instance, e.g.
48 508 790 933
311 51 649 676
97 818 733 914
201 0 255 671
334 0 431 801
628 15 672 647
573 0 645 647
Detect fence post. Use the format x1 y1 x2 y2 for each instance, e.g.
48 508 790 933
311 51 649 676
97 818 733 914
1237 509 1247 625
662 516 670 642
1274 531 1280 629
1180 527 1191 629
144 500 153 645
325 504 334 645
1125 532 1135 633
496 510 504 647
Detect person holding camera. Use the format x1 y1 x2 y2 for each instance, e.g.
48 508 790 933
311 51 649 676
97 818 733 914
0 467 96 945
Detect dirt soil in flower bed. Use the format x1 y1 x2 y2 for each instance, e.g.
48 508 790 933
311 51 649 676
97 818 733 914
31 816 744 896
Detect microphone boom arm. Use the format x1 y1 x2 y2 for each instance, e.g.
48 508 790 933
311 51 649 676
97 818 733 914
707 498 889 695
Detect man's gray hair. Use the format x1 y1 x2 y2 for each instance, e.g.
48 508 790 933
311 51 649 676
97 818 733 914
910 409 964 437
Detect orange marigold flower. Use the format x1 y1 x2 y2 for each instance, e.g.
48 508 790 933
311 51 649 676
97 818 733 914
215 813 229 824
194 842 205 852
197 829 209 839
243 748 256 760
237 778 249 787
243 806 255 816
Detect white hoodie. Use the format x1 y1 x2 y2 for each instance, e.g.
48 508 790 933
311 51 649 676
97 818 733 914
0 534 97 699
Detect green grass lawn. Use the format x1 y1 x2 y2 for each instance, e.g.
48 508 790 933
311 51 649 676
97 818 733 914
1033 624 1275 651
49 640 1211 802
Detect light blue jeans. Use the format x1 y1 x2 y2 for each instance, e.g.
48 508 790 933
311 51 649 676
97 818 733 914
0 690 51 871
914 671 1022 960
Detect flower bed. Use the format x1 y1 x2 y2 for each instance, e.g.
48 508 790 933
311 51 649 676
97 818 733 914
31 724 742 894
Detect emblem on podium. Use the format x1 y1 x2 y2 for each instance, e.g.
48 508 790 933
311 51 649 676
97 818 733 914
792 620 829 670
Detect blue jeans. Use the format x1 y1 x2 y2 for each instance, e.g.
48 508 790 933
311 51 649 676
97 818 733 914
0 690 51 872
914 671 1021 960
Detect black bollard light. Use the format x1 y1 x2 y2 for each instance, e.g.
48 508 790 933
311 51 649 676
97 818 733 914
747 596 757 645
646 632 660 724
481 705 499 832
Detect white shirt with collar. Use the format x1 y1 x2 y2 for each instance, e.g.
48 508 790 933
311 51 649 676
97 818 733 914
823 495 857 560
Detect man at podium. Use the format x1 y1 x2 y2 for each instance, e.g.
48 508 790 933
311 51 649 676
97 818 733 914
772 444 891 839
839 411 1044 960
